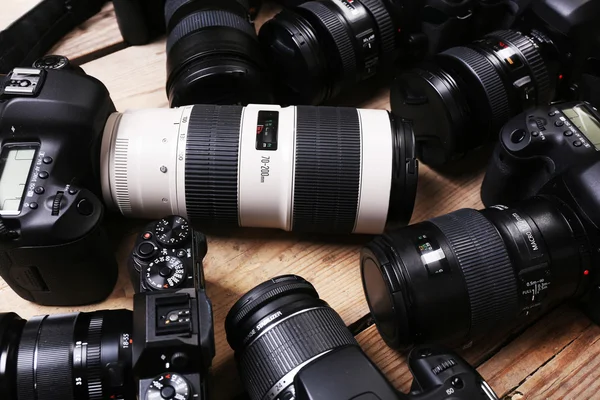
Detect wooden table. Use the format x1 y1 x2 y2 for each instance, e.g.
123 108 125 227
2 2 599 399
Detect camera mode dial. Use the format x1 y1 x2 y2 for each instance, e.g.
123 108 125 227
146 373 191 400
154 216 190 247
145 256 186 290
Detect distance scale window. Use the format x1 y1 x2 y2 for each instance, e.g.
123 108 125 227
562 105 600 150
0 145 37 213
256 111 279 151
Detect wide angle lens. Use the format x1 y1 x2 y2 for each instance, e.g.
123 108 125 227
391 29 560 166
225 275 358 400
259 0 397 105
100 104 417 234
0 310 133 400
165 0 273 106
361 196 590 348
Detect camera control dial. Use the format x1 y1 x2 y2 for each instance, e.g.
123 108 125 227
154 216 190 247
145 256 186 290
146 373 191 400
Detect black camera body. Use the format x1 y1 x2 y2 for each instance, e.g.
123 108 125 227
293 345 497 400
481 101 600 207
130 216 215 400
128 215 208 293
0 67 118 306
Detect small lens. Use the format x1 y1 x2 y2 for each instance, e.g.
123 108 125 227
165 0 273 106
225 275 357 400
362 197 589 348
0 311 133 400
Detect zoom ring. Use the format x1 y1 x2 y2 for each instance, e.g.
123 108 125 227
16 317 44 400
293 106 361 233
164 0 251 28
167 10 256 53
86 316 104 400
185 105 242 228
239 307 357 400
491 30 551 104
300 2 357 84
441 46 511 131
430 209 520 336
231 282 317 330
360 0 395 64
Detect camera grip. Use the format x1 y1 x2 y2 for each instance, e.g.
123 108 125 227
481 144 553 207
0 223 118 306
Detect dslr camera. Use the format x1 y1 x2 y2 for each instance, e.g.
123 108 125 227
0 216 215 400
360 102 600 348
226 275 499 400
392 0 600 165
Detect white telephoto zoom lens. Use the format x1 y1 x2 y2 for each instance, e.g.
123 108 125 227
101 104 417 234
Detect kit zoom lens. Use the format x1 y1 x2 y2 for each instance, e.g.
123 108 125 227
225 275 358 400
164 0 273 107
100 104 417 234
361 196 590 348
259 0 397 105
391 29 560 166
0 311 133 400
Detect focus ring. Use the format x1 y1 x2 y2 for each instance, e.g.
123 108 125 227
86 316 104 400
167 10 256 53
16 317 44 400
300 2 357 83
185 105 242 228
440 46 510 132
491 30 551 104
293 106 361 233
231 282 317 330
239 307 357 400
164 0 251 28
429 209 519 336
360 0 395 65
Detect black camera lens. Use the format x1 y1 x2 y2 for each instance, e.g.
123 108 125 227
0 311 133 400
392 29 561 165
225 275 358 400
165 0 273 106
361 196 590 348
259 0 397 105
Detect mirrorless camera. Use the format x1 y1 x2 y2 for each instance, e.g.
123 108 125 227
0 217 215 400
481 100 600 206
361 149 600 348
225 275 499 400
0 63 417 305
391 0 600 166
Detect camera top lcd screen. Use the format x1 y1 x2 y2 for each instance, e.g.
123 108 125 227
0 147 36 212
562 105 600 150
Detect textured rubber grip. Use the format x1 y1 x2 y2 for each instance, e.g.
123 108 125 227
17 315 77 400
300 2 357 82
429 209 519 336
360 0 395 65
167 10 256 53
239 307 357 400
185 105 243 228
491 30 551 104
293 106 361 233
164 0 251 29
441 46 510 131
86 316 104 400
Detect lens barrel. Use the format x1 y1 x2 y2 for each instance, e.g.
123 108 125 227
165 0 273 106
0 311 133 400
225 275 358 400
259 0 397 105
361 196 591 348
392 29 559 165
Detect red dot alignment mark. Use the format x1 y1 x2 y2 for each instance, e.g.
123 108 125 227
584 270 590 276
129 339 133 344
499 41 506 48
559 74 564 80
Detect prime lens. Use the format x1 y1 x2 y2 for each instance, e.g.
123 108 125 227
392 29 561 165
164 0 273 106
0 310 133 400
225 275 358 400
361 196 591 348
100 104 417 234
259 0 397 105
